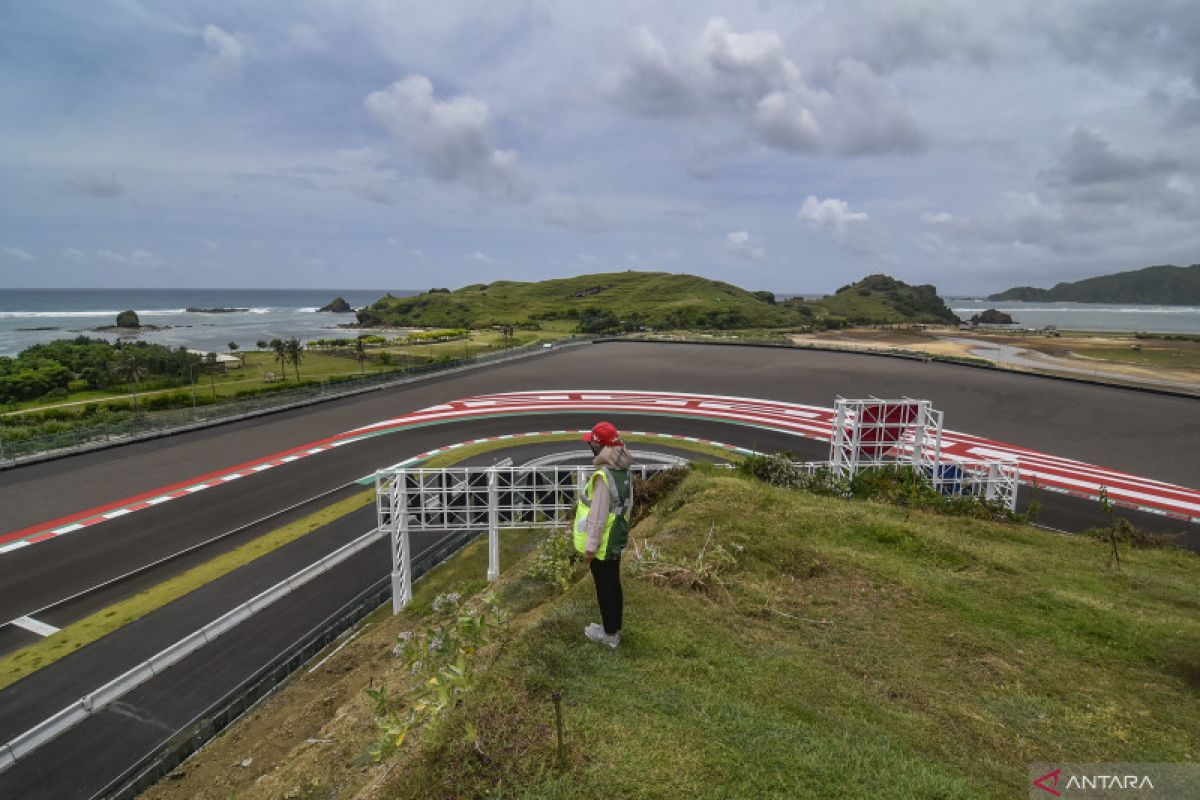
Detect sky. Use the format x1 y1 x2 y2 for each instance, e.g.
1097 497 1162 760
1 1 1199 295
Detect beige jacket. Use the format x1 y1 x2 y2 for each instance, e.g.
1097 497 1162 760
583 445 634 555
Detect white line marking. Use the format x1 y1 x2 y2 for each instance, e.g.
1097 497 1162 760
54 523 86 533
146 497 172 505
0 541 31 554
11 616 60 637
184 484 209 493
103 509 131 520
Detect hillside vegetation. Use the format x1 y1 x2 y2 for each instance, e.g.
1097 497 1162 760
355 271 960 331
989 263 1200 304
804 273 961 325
148 466 1200 800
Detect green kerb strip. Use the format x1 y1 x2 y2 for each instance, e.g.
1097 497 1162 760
0 489 375 691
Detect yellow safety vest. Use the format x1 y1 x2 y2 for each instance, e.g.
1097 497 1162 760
573 467 632 560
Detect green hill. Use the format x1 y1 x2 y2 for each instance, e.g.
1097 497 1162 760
357 271 958 331
802 273 961 325
989 263 1200 304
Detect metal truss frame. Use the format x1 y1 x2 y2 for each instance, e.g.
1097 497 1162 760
829 397 1016 512
376 464 673 612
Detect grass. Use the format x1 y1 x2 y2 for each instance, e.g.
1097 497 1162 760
0 488 376 691
369 466 1200 798
1074 346 1200 369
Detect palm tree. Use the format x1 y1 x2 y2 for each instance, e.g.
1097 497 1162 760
285 337 304 381
353 337 368 374
109 348 147 412
270 339 287 380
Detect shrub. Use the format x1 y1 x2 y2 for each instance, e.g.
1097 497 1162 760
525 531 580 591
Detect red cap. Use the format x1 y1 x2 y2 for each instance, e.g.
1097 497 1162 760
583 421 621 447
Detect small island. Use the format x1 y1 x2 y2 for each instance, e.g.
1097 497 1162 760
969 309 1016 325
318 297 354 313
93 309 165 333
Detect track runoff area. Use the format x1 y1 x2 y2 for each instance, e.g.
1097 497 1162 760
3 389 1197 557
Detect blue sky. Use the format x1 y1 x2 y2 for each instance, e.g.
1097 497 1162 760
2 1 1198 294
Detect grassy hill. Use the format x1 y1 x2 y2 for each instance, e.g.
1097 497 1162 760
801 273 961 325
148 465 1200 800
356 272 806 331
355 271 959 332
989 263 1200 304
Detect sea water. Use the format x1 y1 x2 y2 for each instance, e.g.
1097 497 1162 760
948 299 1200 334
0 289 416 357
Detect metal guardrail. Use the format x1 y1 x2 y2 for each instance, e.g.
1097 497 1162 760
0 525 389 774
0 338 587 466
95 526 479 800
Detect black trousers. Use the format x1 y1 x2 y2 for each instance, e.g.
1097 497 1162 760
589 557 623 635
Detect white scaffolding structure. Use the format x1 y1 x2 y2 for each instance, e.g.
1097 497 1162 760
829 397 1017 511
376 464 672 612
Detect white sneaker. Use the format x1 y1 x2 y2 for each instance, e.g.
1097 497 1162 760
585 625 620 648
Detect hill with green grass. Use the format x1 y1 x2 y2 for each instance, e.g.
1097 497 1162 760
356 271 958 331
801 273 962 325
989 263 1200 304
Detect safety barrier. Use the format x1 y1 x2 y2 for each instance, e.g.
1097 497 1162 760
0 524 389 775
94 526 478 800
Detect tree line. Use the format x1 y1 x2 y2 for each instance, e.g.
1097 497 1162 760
0 337 203 404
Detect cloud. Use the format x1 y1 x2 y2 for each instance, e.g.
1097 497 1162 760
98 248 163 267
354 179 394 205
541 194 608 232
1040 128 1179 191
604 17 925 155
365 75 532 200
60 170 123 198
202 24 248 71
798 196 869 241
922 211 955 224
64 247 90 263
471 251 494 263
3 247 35 262
724 230 765 261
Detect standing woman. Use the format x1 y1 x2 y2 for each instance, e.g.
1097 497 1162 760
575 421 634 648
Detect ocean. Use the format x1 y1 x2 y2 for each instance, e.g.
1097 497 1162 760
948 299 1200 334
0 289 416 357
1 290 1197 357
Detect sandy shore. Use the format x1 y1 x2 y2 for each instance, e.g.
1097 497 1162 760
789 329 1200 393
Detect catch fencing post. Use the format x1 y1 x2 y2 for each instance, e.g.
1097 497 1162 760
390 472 412 612
487 469 500 581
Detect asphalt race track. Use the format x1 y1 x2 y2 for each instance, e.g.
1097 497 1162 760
0 341 1196 798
